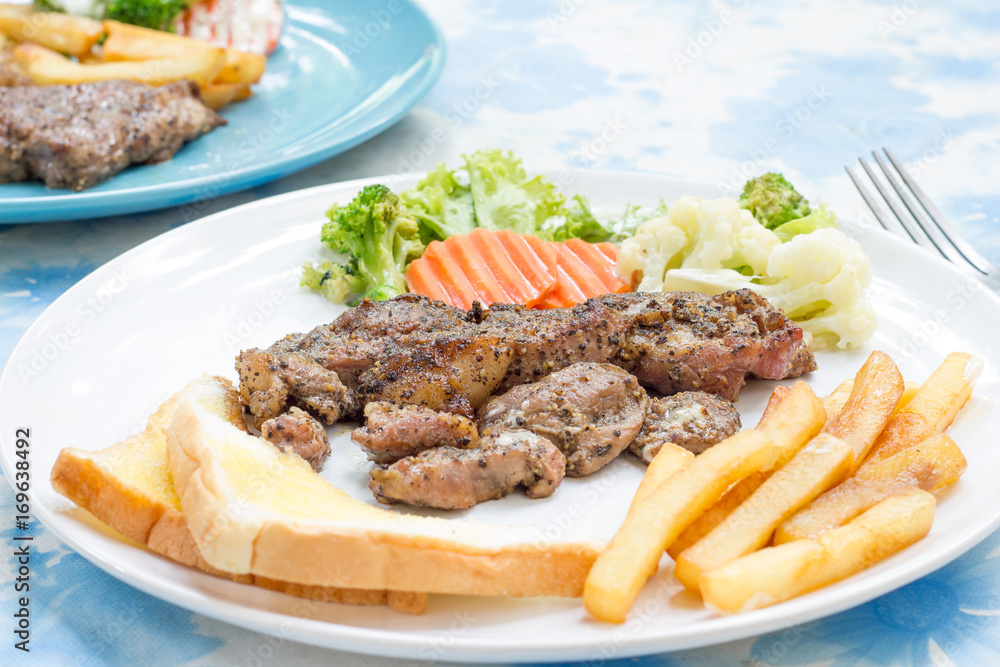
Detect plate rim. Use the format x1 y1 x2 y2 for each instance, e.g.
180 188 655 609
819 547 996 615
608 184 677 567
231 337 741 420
3 169 1000 662
0 0 447 224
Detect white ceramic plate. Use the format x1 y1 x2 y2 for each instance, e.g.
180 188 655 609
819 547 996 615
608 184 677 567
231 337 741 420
2 171 999 663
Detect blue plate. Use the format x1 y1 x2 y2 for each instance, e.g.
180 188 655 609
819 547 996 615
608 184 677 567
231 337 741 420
0 0 445 223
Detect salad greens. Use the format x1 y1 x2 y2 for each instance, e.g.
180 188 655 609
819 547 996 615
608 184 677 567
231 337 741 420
303 150 838 309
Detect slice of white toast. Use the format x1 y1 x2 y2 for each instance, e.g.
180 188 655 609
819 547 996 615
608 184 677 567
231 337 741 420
51 376 427 614
168 376 603 597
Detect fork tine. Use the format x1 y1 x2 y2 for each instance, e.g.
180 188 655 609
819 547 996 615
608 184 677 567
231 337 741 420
845 165 902 234
856 157 940 254
871 150 980 272
883 147 997 277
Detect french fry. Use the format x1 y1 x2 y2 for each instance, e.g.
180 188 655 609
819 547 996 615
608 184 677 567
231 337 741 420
823 351 904 472
823 379 920 421
776 433 966 543
0 9 102 58
583 382 824 624
670 357 893 562
15 42 226 89
103 20 266 85
200 81 245 110
669 384 796 558
701 489 936 613
632 442 695 505
673 433 854 592
864 352 980 463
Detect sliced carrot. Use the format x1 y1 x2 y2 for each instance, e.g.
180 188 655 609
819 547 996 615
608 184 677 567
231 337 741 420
537 238 630 309
406 229 557 309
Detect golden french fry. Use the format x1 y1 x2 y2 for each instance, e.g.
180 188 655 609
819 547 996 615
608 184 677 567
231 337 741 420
701 489 935 613
233 84 253 101
15 41 226 89
0 9 102 58
668 383 823 559
103 20 266 85
584 382 824 624
822 379 854 421
897 381 920 414
632 442 695 505
200 81 245 110
674 433 854 593
823 351 904 471
865 352 980 463
776 433 966 543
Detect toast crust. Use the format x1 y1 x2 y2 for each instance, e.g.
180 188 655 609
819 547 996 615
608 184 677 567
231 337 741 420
51 375 426 614
167 376 603 597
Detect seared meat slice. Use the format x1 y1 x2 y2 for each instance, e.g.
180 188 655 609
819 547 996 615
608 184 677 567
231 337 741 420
356 334 513 417
261 407 331 472
478 363 649 476
369 429 566 510
630 392 741 463
236 348 354 428
271 294 476 379
351 402 479 464
476 299 632 393
600 290 815 400
0 80 224 190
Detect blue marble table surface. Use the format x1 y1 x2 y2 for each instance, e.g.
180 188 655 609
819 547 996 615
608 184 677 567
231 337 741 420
3 0 1000 665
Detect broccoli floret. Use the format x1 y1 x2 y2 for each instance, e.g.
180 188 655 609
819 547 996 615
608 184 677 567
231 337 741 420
300 260 365 304
307 184 425 304
739 173 811 230
105 0 187 32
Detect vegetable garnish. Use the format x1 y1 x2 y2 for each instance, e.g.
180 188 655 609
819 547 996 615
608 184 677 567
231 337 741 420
301 185 425 304
406 229 557 310
538 239 629 309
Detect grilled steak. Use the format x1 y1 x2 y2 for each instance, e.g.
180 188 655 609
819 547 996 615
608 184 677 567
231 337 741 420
238 290 813 426
0 80 224 190
260 406 331 472
369 429 566 510
630 392 741 463
475 300 632 393
352 401 479 464
479 363 649 476
237 348 355 428
601 290 816 400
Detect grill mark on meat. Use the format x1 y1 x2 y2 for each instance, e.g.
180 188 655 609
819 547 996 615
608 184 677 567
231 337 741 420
478 363 649 476
368 429 566 510
261 406 331 472
630 392 741 463
352 401 480 464
0 80 224 190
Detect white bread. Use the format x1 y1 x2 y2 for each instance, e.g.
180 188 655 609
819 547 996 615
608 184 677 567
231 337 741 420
167 376 604 597
51 376 427 614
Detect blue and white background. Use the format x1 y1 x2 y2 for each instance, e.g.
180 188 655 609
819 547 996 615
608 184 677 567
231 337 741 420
3 0 1000 664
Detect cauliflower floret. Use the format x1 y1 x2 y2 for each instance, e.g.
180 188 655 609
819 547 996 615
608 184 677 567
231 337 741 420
617 196 779 292
762 228 876 349
619 198 876 350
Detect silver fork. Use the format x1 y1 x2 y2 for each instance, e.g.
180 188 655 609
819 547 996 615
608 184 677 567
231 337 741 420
846 147 1000 283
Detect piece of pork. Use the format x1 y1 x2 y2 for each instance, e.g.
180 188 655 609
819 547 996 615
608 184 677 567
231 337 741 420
236 348 354 428
351 401 480 464
600 290 816 400
260 406 331 472
630 392 741 463
475 299 633 394
355 334 513 417
478 362 649 477
368 430 565 510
